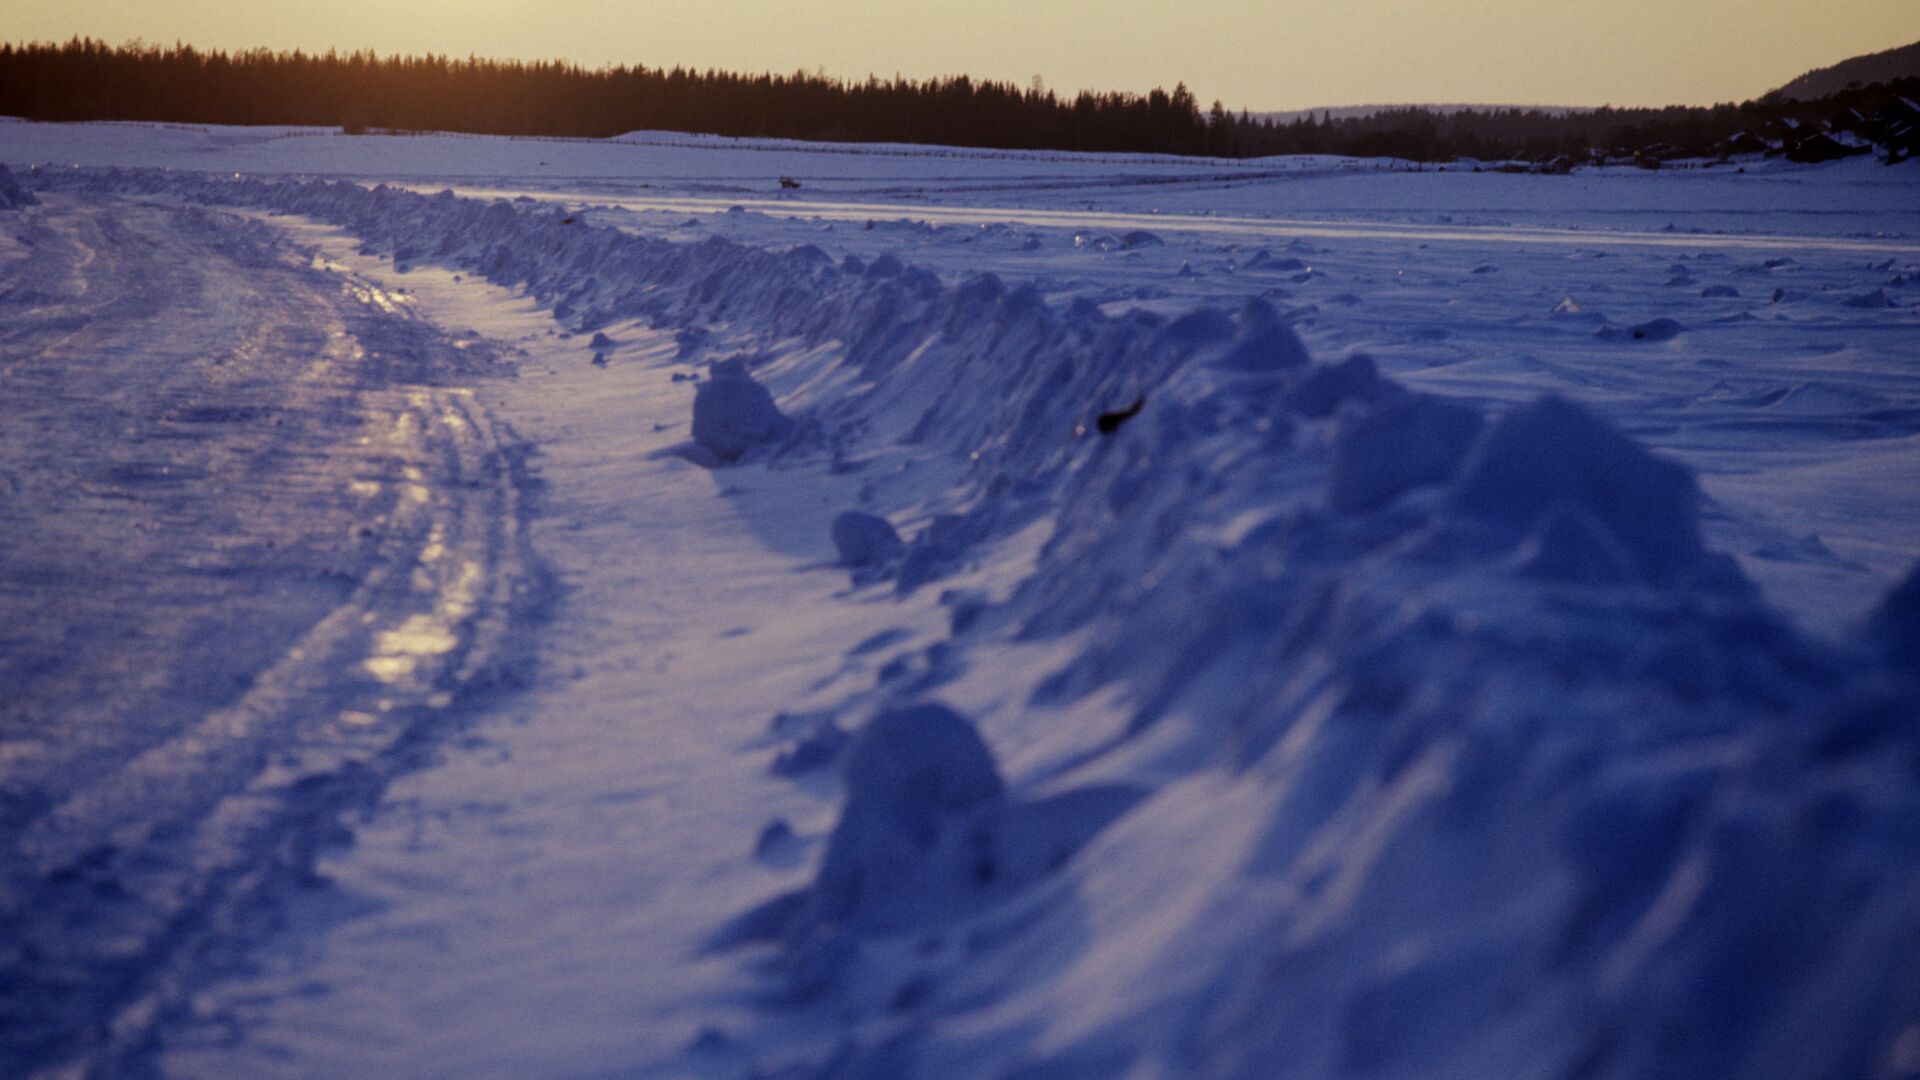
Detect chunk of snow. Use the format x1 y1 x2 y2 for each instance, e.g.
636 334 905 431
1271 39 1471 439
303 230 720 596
690 358 791 463
1214 301 1311 372
831 511 905 568
0 165 37 209
1597 317 1685 343
812 703 1005 932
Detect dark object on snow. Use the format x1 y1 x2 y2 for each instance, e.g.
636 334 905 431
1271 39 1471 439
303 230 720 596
1096 397 1146 434
831 511 905 567
780 176 802 190
690 358 792 462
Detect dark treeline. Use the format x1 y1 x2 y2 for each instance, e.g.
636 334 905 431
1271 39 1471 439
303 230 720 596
2 39 1916 161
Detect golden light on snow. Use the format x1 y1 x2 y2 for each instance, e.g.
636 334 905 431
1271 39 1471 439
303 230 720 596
9 0 1918 110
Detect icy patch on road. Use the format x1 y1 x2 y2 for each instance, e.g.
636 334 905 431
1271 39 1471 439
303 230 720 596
0 192 543 1079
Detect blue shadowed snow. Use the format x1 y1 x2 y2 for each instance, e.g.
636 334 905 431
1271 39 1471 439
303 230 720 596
691 357 793 462
0 164 37 209
831 511 905 569
1446 395 1708 583
19 165 1920 1080
1328 391 1483 514
812 702 1005 931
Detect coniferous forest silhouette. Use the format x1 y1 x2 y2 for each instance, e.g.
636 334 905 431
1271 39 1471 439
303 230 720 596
3 39 1918 162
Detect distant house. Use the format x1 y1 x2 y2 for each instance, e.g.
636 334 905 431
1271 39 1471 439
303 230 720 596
1881 98 1920 162
1784 132 1870 163
1633 143 1685 169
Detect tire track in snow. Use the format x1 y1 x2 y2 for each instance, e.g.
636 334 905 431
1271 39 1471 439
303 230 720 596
0 195 543 1079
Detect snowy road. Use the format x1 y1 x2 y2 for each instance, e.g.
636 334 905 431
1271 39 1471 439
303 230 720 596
0 194 538 1076
147 227 950 1078
422 184 1920 256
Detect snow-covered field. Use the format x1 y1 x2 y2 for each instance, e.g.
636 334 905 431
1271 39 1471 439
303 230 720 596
3 121 1919 1080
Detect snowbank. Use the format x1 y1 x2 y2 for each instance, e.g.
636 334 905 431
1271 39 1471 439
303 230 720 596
27 167 1919 1079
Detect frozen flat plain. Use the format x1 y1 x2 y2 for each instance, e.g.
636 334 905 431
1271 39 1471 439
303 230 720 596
3 121 1919 1080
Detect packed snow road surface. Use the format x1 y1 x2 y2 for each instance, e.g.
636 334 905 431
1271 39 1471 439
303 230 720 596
0 192 538 1077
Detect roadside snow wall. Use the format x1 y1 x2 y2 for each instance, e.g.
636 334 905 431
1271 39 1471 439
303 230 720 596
27 167 1920 1080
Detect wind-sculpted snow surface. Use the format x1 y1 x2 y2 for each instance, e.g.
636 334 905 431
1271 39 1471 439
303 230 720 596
28 168 1920 1079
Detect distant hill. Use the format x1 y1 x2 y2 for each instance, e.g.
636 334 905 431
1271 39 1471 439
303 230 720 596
1772 40 1920 101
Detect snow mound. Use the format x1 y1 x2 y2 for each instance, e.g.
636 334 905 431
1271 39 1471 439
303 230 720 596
1510 501 1638 584
812 702 1005 932
1327 391 1483 514
1446 396 1708 584
1281 353 1395 418
1214 300 1311 372
738 700 1145 1002
1597 317 1685 342
831 511 905 569
690 357 792 462
0 164 38 209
